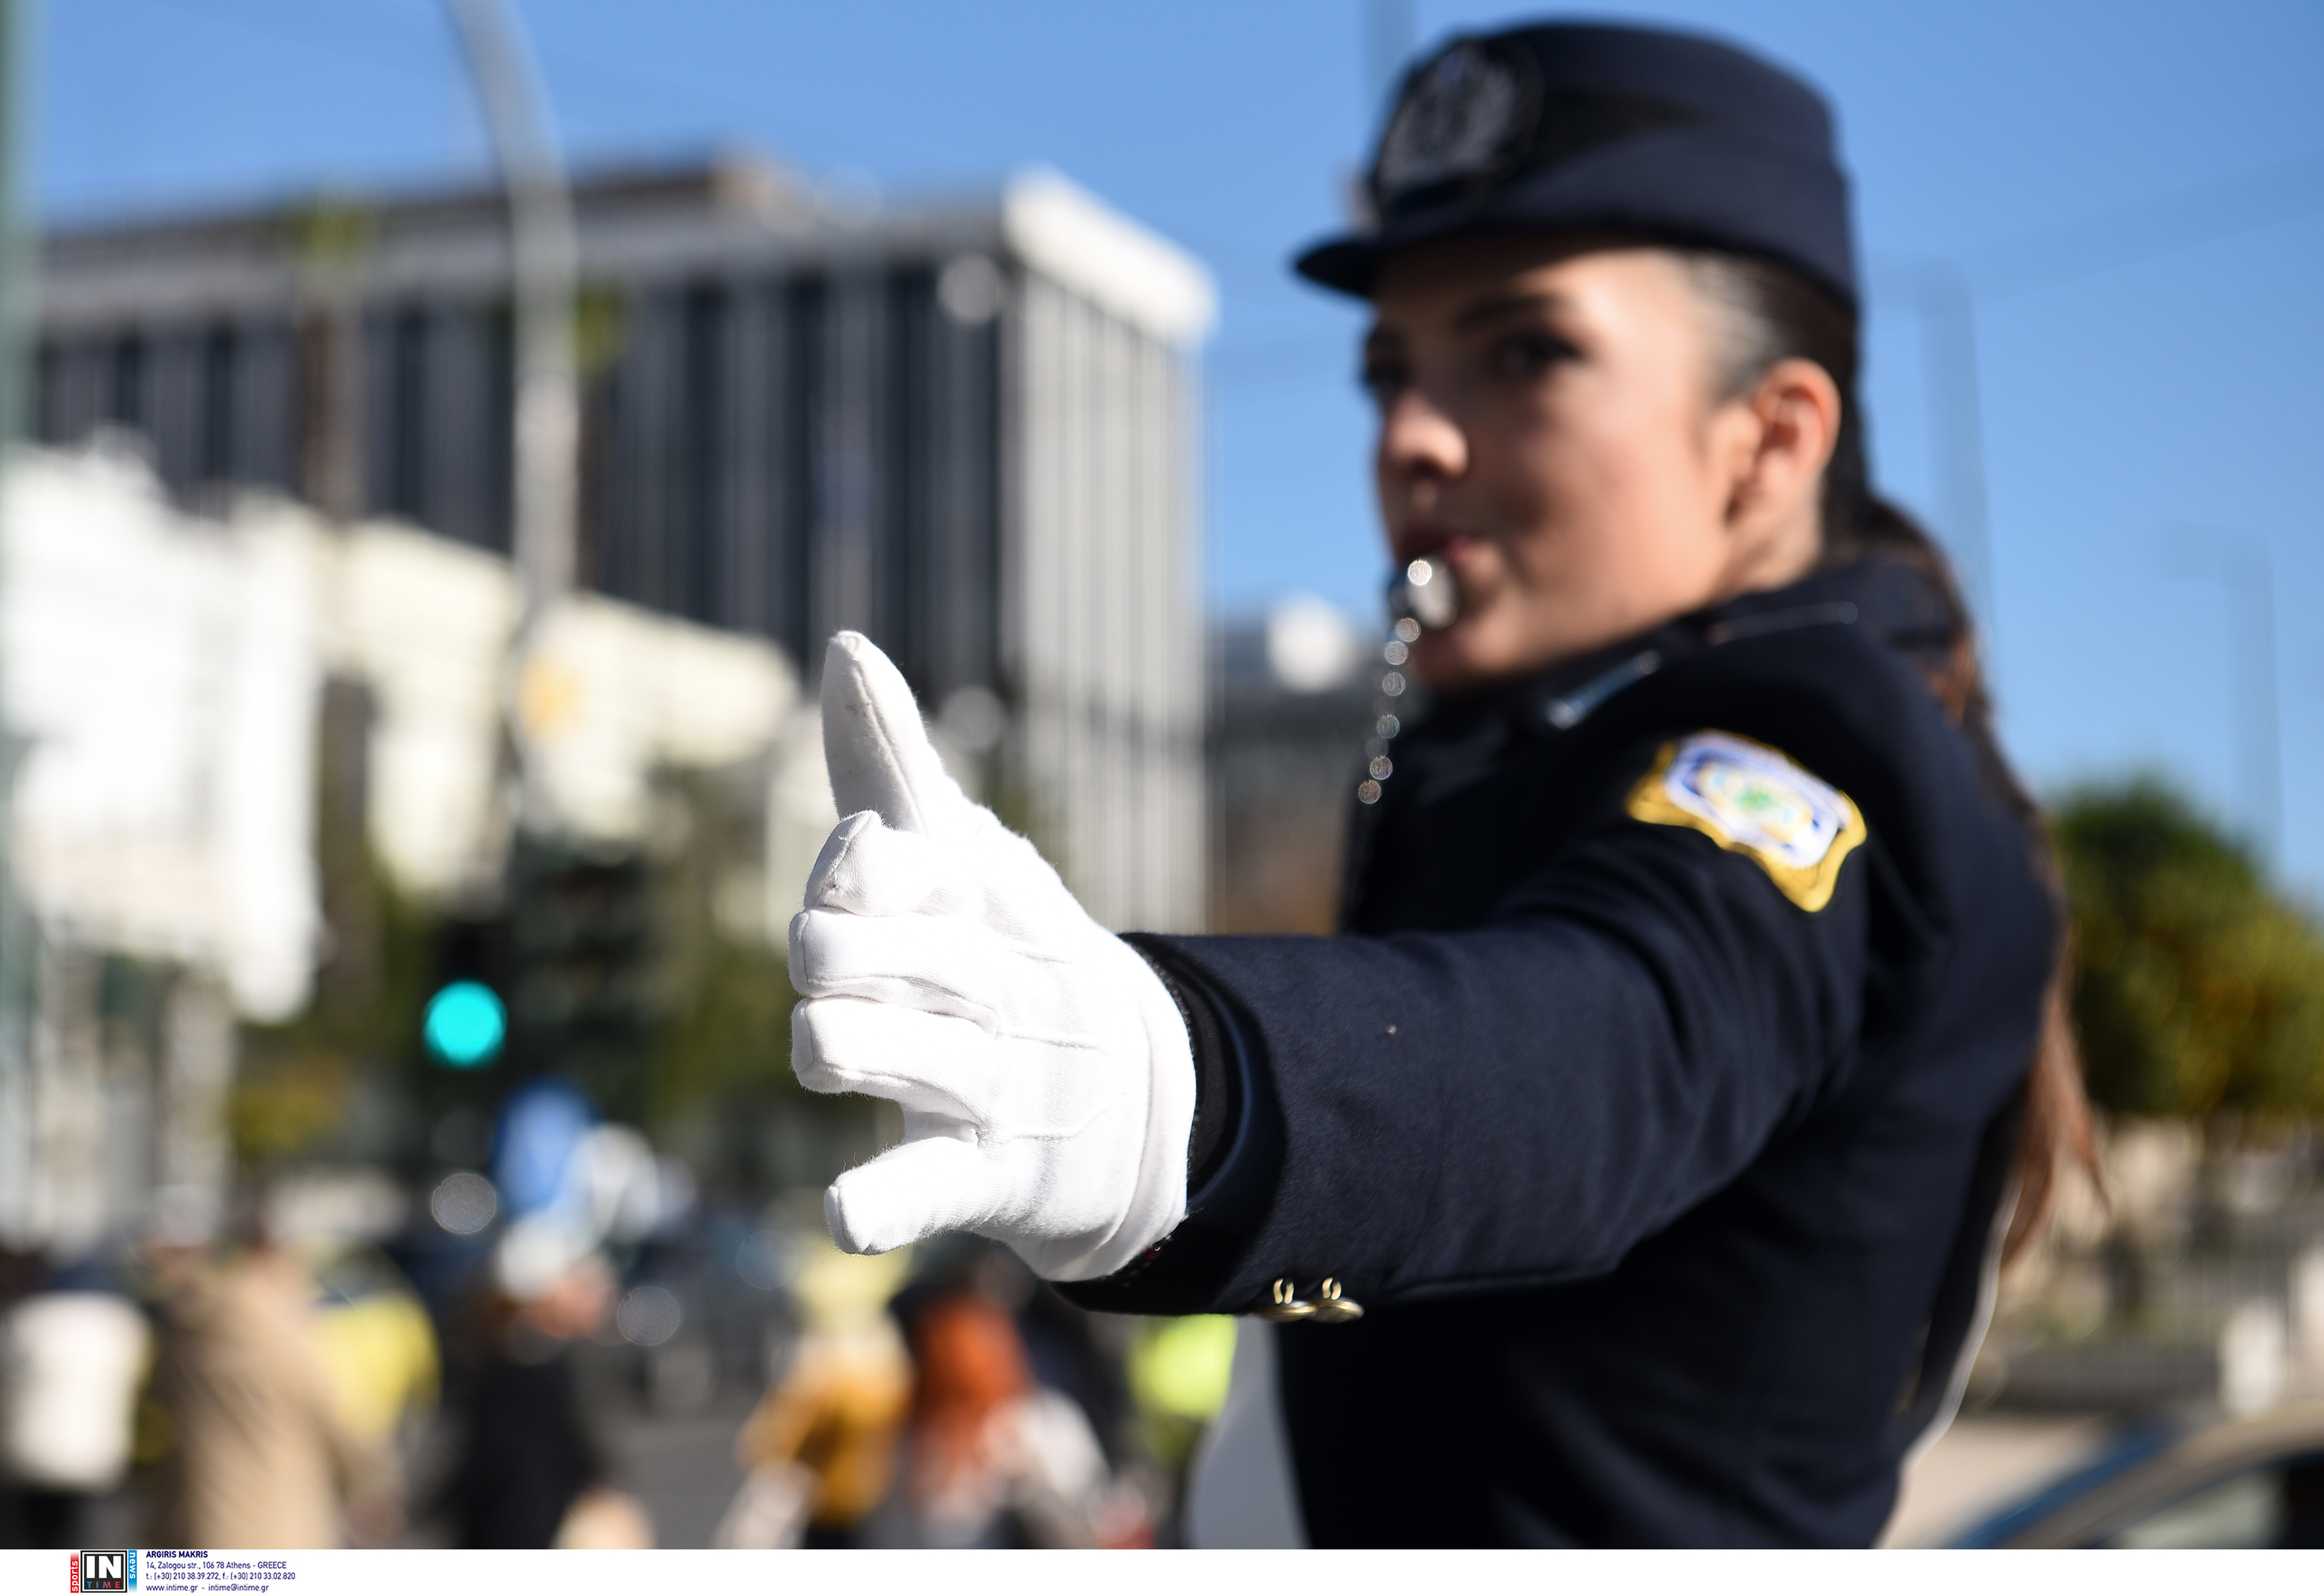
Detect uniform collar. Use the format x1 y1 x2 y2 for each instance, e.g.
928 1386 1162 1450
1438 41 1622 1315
1417 556 1956 740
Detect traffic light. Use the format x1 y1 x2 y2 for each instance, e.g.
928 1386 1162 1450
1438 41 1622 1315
423 979 506 1068
503 836 657 1121
412 840 659 1117
423 913 510 1080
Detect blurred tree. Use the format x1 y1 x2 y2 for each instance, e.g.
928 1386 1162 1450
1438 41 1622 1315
640 765 874 1194
641 767 794 1125
234 724 880 1191
2055 778 2324 1118
234 680 432 1169
233 859 434 1168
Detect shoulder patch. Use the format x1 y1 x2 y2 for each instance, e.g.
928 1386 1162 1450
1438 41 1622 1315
1625 731 1866 912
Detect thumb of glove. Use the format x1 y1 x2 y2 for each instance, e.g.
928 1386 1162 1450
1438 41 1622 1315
821 632 981 840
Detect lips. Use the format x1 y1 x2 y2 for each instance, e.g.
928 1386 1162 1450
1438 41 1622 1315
1393 523 1476 567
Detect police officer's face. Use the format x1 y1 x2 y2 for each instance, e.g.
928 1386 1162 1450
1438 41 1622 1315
1364 237 1839 687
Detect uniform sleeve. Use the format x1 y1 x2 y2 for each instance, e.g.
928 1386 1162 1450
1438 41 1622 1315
1061 747 1871 1317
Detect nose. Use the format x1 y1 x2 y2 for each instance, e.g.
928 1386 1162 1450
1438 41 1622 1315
1377 386 1467 491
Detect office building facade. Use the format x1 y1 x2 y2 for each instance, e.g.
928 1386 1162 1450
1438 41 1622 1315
34 157 1212 931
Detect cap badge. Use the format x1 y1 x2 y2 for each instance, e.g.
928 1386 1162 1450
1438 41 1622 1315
1374 40 1527 203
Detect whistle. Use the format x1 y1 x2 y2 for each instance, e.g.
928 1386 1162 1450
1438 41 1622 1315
1387 556 1460 632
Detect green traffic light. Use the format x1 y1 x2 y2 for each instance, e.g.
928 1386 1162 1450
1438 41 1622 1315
424 980 506 1068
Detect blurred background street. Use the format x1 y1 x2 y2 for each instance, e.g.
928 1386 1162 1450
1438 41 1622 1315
0 0 2318 1551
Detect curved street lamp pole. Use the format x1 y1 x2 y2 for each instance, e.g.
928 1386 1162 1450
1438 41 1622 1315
0 0 31 1242
443 0 577 835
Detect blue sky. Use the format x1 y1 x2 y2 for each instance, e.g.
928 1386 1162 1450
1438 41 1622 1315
37 1 2324 891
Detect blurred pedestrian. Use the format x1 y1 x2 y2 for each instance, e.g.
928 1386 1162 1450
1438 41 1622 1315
142 1227 392 1548
874 1290 1113 1549
439 1252 628 1549
718 1241 910 1549
0 1260 150 1547
430 1081 659 1548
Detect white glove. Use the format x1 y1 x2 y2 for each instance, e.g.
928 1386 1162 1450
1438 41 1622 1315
787 632 1197 1282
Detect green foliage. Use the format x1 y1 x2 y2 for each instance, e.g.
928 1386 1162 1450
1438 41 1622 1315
275 194 377 274
234 857 433 1167
2055 778 2324 1118
649 931 800 1127
575 285 629 378
231 720 844 1183
234 678 432 1168
638 768 800 1126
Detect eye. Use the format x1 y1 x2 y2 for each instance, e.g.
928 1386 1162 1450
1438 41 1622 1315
1491 330 1576 382
1358 356 1409 408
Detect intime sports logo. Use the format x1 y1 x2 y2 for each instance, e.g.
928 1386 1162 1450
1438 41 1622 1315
69 1549 136 1592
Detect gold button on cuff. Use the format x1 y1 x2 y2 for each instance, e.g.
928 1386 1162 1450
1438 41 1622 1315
1311 1277 1365 1324
1256 1278 1315 1322
1254 1276 1364 1324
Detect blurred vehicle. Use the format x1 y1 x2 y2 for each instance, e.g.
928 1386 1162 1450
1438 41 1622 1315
615 1208 798 1416
302 1240 439 1455
1957 1404 2324 1547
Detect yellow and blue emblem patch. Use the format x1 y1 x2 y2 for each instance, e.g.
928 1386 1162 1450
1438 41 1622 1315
1625 731 1865 912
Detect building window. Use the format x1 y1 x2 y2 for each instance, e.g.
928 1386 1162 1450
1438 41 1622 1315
386 306 428 521
779 278 824 665
679 283 727 626
882 268 934 691
199 325 238 484
107 335 146 434
33 342 58 443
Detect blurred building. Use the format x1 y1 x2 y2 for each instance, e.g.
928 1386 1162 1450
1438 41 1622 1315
32 153 1212 931
4 154 1212 1258
0 441 797 1252
1208 600 1378 936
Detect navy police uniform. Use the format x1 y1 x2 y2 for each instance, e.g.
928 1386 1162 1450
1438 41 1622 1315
1067 561 2052 1544
1059 22 2060 1547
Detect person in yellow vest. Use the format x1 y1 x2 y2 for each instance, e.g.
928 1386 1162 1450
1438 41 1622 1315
718 1240 913 1548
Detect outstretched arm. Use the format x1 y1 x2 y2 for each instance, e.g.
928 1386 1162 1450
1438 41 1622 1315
790 634 1871 1311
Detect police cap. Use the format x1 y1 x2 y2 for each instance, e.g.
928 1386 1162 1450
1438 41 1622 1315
1297 21 1857 307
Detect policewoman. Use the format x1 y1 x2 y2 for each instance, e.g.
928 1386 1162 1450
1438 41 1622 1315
786 20 2090 1547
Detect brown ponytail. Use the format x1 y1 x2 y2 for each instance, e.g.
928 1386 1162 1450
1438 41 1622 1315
1682 251 2096 1262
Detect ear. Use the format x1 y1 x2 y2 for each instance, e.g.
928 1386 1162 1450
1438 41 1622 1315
1722 356 1842 536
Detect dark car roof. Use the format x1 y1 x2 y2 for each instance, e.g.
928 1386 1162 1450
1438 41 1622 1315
1960 1404 2324 1548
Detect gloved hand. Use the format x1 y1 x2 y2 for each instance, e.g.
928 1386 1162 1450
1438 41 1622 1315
787 632 1197 1282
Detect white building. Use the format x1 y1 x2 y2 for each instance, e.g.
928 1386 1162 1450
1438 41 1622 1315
0 440 805 1251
